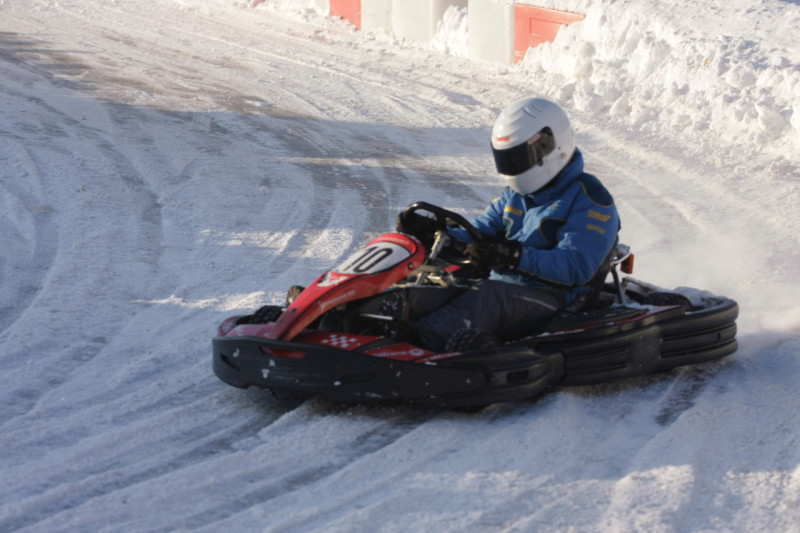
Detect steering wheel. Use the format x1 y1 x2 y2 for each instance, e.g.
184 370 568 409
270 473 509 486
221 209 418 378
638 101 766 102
401 201 485 268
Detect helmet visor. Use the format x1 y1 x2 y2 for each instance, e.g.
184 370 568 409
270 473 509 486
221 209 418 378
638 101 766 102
492 128 555 176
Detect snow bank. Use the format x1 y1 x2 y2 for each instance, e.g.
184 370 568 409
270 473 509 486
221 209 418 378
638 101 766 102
523 0 800 160
258 0 800 166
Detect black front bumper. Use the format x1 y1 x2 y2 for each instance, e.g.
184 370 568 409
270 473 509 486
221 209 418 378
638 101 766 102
212 336 564 407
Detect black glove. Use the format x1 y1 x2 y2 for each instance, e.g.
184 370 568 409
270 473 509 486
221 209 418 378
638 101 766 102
464 236 522 273
396 211 439 248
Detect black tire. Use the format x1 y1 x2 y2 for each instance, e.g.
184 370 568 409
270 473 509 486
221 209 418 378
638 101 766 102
251 305 284 324
644 291 693 310
444 328 499 352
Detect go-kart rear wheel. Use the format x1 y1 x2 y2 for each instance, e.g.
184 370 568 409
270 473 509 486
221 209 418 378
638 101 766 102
445 328 499 352
252 305 283 324
643 291 693 310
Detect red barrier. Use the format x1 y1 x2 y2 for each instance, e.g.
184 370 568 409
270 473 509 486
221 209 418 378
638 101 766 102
514 5 584 63
331 0 362 29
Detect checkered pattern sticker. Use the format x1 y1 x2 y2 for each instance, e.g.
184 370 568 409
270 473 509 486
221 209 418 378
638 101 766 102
321 334 360 349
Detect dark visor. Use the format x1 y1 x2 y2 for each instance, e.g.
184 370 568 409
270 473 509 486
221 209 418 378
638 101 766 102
492 127 555 176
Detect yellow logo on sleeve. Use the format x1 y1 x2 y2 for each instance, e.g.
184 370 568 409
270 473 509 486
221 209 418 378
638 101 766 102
586 224 606 234
587 210 611 222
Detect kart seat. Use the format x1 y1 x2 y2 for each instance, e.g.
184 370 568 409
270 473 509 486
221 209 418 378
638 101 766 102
566 242 631 313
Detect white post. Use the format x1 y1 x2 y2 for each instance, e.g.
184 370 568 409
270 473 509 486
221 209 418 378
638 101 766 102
467 0 515 64
310 0 330 15
392 0 468 44
362 0 393 31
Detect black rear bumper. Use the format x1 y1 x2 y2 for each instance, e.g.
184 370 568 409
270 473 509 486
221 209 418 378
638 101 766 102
522 297 739 386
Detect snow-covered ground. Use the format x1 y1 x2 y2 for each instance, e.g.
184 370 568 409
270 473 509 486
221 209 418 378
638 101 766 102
1 0 799 530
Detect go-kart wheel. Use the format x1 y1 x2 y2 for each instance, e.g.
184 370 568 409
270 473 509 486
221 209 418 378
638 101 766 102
644 291 693 310
251 305 283 324
444 328 499 352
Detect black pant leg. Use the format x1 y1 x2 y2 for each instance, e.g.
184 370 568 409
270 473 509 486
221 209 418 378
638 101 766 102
413 280 565 351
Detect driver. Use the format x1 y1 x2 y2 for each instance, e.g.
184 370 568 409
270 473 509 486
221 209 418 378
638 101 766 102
396 97 621 351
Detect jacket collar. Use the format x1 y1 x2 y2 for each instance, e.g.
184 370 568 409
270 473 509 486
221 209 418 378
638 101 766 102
527 149 584 204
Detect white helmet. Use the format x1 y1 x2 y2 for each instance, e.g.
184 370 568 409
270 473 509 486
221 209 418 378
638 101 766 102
491 98 577 195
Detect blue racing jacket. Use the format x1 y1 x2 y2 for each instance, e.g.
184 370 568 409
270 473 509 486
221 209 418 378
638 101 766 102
453 149 621 304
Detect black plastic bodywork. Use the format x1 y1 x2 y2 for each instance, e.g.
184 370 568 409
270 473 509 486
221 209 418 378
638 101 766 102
212 293 738 406
213 337 564 406
521 297 738 386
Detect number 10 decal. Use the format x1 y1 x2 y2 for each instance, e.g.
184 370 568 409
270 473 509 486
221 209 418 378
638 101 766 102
335 243 411 275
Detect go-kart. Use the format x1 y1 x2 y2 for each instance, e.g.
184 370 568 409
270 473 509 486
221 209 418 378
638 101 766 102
212 202 738 406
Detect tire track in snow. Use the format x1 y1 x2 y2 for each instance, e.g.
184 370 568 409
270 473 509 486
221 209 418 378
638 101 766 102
0 48 63 336
653 365 719 426
0 388 305 532
2 398 437 532
0 145 58 335
0 90 171 430
175 404 440 532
